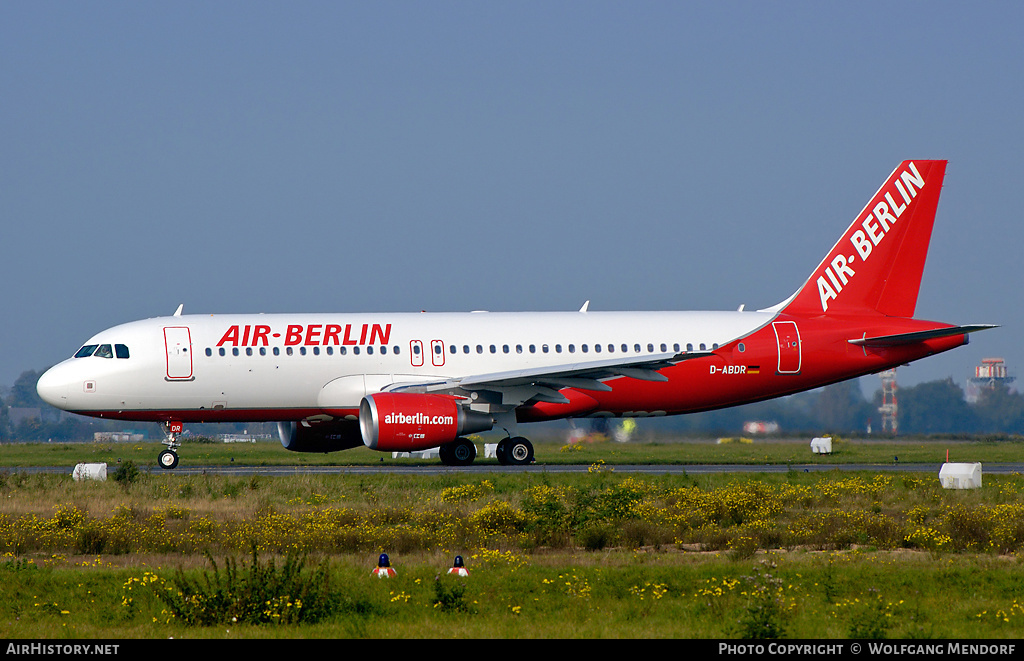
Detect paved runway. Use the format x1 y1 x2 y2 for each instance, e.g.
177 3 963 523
16 462 1024 476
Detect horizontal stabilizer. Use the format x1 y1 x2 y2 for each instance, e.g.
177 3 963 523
848 324 998 348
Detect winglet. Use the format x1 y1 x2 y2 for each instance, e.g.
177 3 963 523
173 304 184 317
579 300 590 313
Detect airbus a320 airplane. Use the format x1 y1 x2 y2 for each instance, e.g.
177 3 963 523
37 161 994 469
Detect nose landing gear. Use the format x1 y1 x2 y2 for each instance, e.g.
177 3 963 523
158 421 182 469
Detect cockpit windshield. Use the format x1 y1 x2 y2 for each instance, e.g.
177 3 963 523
73 343 130 359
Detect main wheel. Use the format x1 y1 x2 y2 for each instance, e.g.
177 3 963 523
439 437 476 466
158 449 179 470
497 437 534 465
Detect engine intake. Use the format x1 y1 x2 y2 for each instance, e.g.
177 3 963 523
360 392 493 452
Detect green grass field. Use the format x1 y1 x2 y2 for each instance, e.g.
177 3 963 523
2 436 1024 639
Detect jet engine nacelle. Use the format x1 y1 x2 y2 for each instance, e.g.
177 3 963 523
359 392 493 452
278 420 364 453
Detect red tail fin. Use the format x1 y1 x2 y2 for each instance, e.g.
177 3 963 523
781 160 947 318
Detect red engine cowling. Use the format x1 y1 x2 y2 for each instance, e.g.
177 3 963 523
360 392 493 452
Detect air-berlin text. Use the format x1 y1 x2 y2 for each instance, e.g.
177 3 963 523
216 324 392 347
817 161 926 312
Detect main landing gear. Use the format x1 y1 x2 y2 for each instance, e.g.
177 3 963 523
158 421 182 470
496 436 534 466
437 436 536 466
439 437 477 466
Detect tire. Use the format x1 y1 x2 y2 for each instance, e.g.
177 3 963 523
500 437 534 465
158 449 179 470
440 437 476 466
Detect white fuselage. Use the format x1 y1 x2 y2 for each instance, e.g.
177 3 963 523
36 310 773 421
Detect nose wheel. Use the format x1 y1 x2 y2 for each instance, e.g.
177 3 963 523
158 448 179 469
158 421 182 470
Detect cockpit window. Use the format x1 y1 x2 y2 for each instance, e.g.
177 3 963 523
74 345 98 358
115 344 130 359
94 344 113 358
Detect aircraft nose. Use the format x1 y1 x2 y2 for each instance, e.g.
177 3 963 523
36 365 70 409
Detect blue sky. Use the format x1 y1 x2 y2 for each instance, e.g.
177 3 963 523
2 2 1020 397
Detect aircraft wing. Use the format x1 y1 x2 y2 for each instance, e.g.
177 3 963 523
384 351 715 405
847 324 998 347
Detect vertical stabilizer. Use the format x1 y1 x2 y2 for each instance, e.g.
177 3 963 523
781 160 947 318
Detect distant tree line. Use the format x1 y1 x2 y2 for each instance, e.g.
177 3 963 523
617 377 1024 437
0 370 277 442
0 370 107 442
2 369 1022 442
